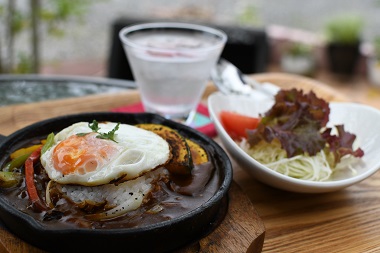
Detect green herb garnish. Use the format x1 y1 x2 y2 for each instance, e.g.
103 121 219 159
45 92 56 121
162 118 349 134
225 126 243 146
95 122 120 142
77 120 120 142
89 120 101 132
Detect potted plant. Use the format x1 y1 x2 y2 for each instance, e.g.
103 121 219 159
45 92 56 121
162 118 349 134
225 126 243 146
324 13 364 75
280 41 316 76
367 36 380 86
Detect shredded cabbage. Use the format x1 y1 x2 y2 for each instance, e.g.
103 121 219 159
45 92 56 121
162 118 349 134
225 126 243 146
240 139 358 181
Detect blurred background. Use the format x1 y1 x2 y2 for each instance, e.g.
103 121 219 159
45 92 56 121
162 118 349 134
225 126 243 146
1 0 380 84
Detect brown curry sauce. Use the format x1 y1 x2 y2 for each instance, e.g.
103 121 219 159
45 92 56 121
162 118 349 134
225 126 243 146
1 140 219 230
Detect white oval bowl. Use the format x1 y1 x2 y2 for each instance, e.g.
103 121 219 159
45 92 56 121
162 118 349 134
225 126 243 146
208 91 380 193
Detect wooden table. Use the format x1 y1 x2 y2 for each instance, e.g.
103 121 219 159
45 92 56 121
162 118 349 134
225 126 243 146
0 81 265 253
1 72 380 252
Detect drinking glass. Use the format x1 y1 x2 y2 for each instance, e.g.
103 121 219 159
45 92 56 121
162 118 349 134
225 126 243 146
119 22 227 124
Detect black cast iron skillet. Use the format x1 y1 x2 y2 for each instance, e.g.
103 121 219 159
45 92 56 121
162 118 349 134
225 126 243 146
0 112 232 253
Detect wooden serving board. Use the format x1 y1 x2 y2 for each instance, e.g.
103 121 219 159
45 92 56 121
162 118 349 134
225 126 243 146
0 84 265 253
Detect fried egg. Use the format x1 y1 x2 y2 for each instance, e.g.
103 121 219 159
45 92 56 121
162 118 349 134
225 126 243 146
40 121 171 186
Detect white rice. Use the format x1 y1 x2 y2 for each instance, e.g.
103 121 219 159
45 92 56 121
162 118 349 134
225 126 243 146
59 167 168 208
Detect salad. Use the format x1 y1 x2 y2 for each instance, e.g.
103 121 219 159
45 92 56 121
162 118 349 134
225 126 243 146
220 88 364 181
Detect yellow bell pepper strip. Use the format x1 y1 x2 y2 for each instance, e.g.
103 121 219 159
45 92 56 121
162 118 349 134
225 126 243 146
3 133 54 172
10 144 42 160
25 146 47 211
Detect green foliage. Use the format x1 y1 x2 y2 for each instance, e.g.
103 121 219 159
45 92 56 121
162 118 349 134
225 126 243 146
373 36 380 59
286 42 313 57
40 0 91 37
0 0 94 74
237 4 260 26
11 10 28 34
324 13 364 44
14 53 34 73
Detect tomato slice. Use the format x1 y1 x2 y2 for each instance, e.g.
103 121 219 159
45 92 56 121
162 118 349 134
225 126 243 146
220 111 260 140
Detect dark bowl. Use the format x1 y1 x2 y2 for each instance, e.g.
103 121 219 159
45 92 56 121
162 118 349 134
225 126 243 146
0 112 232 253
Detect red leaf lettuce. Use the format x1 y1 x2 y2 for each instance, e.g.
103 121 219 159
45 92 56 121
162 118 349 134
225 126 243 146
247 89 364 164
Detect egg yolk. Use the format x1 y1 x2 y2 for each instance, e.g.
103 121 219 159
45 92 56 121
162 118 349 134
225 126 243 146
53 133 119 175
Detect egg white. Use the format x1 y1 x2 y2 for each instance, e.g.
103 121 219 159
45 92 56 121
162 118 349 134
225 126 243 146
40 122 171 186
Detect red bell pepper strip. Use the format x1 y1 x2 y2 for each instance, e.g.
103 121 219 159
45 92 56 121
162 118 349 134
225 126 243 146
25 146 47 211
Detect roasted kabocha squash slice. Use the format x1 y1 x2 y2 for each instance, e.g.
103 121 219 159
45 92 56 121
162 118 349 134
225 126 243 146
136 124 193 175
186 139 208 165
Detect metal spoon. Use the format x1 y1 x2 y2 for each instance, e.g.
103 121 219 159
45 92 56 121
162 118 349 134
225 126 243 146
210 58 279 97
